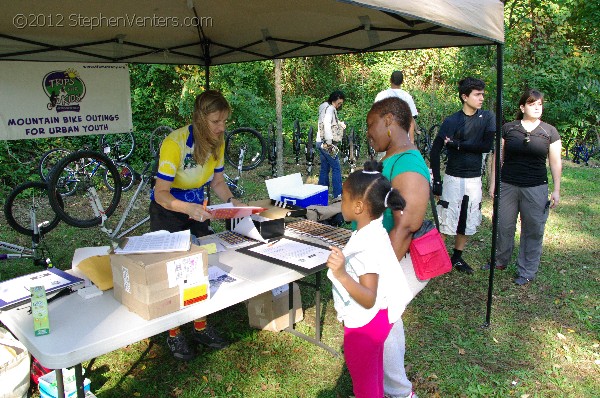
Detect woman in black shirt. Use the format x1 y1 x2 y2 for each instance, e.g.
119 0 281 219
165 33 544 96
486 89 562 285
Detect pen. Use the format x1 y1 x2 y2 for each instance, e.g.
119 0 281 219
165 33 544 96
267 238 281 247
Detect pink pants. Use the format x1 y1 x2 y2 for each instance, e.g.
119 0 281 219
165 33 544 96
344 309 393 398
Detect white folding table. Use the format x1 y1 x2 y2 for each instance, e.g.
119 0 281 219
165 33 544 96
0 243 333 398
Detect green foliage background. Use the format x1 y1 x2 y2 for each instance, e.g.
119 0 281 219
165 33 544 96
1 0 599 194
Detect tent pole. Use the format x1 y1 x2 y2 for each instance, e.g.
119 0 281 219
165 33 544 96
203 40 211 90
484 43 504 327
204 63 210 90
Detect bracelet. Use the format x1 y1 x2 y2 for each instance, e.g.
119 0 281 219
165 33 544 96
226 196 234 203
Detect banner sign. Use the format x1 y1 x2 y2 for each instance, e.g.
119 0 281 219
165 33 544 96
0 62 133 140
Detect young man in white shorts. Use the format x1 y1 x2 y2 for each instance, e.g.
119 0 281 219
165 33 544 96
430 77 496 274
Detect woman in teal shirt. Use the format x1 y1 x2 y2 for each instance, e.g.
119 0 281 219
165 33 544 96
366 96 430 398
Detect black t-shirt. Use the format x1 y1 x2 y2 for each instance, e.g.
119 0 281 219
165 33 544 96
501 120 560 187
431 109 496 180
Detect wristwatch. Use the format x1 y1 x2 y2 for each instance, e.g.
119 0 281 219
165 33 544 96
226 196 234 203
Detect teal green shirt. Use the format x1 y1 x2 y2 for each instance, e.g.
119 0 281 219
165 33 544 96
381 150 430 232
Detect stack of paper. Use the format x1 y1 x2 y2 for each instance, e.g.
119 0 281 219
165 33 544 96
114 230 191 255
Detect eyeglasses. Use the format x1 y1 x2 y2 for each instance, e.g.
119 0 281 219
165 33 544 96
523 133 530 145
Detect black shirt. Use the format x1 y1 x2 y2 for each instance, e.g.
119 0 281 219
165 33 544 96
431 109 496 181
501 120 560 187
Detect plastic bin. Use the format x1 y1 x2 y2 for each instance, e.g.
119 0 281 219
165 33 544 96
38 369 91 398
280 184 328 208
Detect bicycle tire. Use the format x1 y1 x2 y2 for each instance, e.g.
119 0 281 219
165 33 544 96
106 161 136 192
4 181 63 236
306 126 314 161
293 119 301 162
38 148 71 182
225 127 267 171
100 132 135 161
47 150 122 228
150 126 173 158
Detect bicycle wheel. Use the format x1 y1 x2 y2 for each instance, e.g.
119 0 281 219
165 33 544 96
293 119 301 163
47 150 122 228
38 148 71 182
306 126 314 162
150 126 173 158
100 132 135 161
225 127 267 171
106 161 136 192
4 181 63 236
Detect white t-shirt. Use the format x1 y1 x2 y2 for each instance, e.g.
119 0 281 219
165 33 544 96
327 216 412 328
374 88 418 117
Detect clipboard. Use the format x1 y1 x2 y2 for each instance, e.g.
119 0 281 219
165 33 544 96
236 236 330 274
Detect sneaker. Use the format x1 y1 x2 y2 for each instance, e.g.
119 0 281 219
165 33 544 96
166 333 195 361
453 258 474 274
192 326 229 349
481 263 507 271
514 276 532 286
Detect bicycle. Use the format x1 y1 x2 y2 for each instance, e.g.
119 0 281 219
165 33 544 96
149 125 174 159
305 125 316 176
224 127 266 171
1 181 61 267
339 127 359 173
46 150 123 229
99 131 136 162
38 148 137 193
267 124 278 177
223 127 267 197
45 126 176 241
571 127 600 166
293 120 302 166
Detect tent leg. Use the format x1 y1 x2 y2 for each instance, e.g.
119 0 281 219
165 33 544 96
484 43 504 327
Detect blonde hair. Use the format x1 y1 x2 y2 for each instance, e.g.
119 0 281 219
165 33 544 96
191 90 231 165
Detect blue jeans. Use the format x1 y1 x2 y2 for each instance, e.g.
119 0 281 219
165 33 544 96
318 144 342 198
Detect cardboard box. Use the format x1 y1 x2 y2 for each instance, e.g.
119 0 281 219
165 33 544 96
247 283 303 332
110 244 208 320
265 173 328 208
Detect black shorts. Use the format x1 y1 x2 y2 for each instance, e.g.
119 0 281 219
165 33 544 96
149 200 212 238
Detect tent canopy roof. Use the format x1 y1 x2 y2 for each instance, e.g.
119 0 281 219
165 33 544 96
0 0 504 65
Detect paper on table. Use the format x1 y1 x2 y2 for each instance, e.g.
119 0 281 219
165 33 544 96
233 216 267 242
247 237 330 270
114 230 191 254
208 266 242 296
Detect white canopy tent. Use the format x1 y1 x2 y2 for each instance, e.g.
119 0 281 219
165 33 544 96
1 0 505 324
1 0 503 64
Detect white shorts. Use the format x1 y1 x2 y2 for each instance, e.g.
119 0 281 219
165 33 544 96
436 174 482 236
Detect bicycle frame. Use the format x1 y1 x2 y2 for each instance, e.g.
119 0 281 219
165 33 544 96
82 161 153 243
109 163 154 240
59 157 107 195
224 145 246 198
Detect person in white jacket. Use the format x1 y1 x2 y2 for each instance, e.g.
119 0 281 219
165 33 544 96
317 90 346 198
327 160 412 398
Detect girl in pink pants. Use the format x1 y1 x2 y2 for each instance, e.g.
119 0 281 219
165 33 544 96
327 161 412 398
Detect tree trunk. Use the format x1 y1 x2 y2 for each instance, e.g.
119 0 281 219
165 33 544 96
274 59 284 177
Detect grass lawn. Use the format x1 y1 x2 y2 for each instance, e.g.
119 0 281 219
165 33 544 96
1 157 598 398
